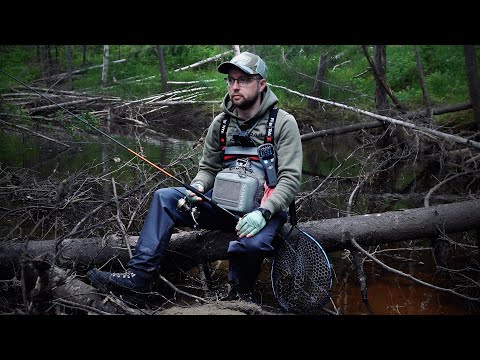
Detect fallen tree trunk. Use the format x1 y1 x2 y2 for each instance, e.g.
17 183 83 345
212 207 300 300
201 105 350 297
301 120 384 142
29 98 94 114
22 256 139 314
301 102 475 143
300 198 480 249
174 50 233 72
405 101 472 119
0 229 229 278
270 83 480 150
1 199 478 278
0 119 71 148
31 59 127 84
51 265 131 314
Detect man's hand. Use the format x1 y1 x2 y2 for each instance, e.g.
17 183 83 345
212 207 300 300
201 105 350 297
186 183 204 203
235 210 266 238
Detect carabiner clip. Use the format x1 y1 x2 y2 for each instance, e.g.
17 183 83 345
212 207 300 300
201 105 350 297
190 206 200 228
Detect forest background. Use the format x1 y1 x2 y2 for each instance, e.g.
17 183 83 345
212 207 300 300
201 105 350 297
0 44 479 316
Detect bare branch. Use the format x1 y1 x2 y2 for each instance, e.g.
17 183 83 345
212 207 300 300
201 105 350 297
270 83 480 150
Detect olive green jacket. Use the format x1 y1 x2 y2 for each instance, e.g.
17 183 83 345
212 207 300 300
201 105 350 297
191 87 302 215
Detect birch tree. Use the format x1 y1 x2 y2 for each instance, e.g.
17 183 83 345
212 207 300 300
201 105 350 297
101 45 109 87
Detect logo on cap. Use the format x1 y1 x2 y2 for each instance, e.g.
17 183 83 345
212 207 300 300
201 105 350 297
231 53 253 67
218 52 267 79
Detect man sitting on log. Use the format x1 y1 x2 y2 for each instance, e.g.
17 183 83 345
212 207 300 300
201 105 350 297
87 51 303 302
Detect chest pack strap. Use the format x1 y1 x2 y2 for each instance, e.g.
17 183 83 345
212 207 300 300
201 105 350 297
265 107 278 144
220 106 278 149
219 116 230 148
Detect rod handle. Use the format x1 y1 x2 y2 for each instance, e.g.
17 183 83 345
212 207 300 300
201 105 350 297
183 183 240 221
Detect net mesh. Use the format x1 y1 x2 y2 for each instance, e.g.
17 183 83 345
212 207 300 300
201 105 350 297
271 227 332 314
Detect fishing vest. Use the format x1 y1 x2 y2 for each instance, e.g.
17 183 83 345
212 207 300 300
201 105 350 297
219 106 278 170
210 107 278 214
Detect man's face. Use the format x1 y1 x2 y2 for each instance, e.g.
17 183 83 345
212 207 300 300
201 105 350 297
226 68 266 110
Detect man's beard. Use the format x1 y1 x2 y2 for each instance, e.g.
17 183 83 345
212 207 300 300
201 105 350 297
232 92 259 110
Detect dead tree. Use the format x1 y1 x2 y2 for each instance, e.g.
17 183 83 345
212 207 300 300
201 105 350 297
309 54 329 108
65 45 73 91
102 45 109 87
361 45 405 114
374 45 390 114
414 45 432 121
39 45 53 86
82 45 87 66
464 45 480 130
155 45 170 93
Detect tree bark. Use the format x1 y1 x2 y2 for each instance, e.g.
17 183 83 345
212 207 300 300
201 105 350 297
301 120 384 142
414 45 432 120
0 119 71 147
1 199 479 278
174 50 233 72
39 45 52 86
405 102 472 120
464 45 480 130
33 59 127 84
374 45 390 114
102 45 109 87
82 45 87 66
65 45 73 91
28 98 94 114
53 46 60 74
155 45 169 93
35 45 41 64
361 45 405 113
51 265 127 314
309 54 328 107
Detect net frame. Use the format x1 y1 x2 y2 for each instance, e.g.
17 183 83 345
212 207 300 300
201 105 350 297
271 225 332 314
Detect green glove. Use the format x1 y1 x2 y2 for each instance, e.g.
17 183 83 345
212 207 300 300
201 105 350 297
185 183 204 203
235 210 266 238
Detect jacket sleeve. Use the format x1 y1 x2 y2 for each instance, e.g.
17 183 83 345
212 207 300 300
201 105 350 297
191 116 223 191
261 112 302 214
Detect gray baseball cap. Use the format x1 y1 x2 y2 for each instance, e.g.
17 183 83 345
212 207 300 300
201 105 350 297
218 52 267 79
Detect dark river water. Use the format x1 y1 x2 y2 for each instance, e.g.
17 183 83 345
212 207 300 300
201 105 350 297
0 130 475 315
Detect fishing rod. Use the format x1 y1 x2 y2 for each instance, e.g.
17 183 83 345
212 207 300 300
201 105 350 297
0 67 240 221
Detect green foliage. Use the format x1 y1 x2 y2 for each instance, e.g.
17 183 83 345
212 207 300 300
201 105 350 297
0 45 41 89
55 110 100 138
436 110 475 129
0 45 477 125
387 45 418 91
0 102 32 124
394 165 417 192
165 45 222 68
392 199 415 211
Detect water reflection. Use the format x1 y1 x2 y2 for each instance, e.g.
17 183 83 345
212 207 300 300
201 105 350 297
328 249 469 315
0 131 195 181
